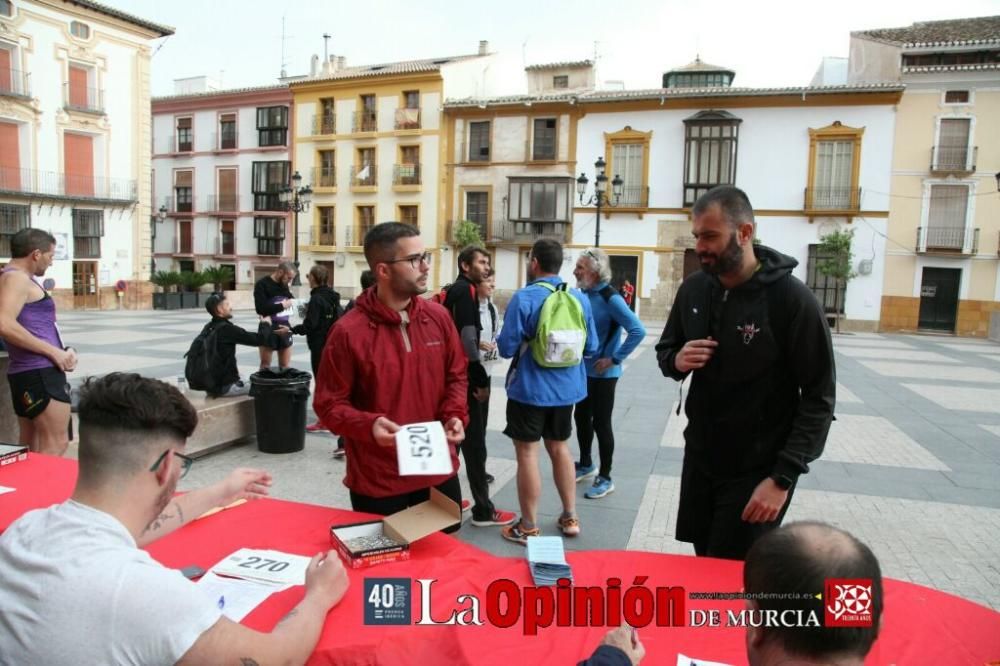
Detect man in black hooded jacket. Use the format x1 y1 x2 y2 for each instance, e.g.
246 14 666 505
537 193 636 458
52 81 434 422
655 186 835 560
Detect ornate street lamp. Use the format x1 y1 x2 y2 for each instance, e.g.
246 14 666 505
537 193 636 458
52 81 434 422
281 170 312 286
577 156 623 247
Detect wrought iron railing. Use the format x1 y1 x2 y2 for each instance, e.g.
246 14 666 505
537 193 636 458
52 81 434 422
931 146 977 172
804 187 861 211
393 163 421 186
916 226 979 254
63 82 104 114
0 166 136 201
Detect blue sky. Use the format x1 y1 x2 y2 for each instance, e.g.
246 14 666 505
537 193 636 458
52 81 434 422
110 0 1000 96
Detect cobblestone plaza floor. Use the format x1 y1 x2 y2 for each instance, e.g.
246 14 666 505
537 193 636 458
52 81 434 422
55 308 1000 611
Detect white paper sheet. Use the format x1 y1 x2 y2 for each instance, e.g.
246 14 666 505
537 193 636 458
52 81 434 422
196 571 290 621
395 421 451 476
209 548 311 586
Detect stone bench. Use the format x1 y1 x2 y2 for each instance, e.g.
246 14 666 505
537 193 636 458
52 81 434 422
177 390 257 458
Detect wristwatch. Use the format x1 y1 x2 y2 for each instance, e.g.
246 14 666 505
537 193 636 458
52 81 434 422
770 474 794 490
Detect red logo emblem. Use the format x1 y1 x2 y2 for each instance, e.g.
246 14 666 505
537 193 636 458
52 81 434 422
824 578 874 627
736 322 760 344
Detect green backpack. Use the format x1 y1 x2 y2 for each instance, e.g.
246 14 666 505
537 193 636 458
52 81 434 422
530 281 587 368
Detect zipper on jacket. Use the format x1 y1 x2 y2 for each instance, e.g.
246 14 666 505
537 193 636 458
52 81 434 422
399 310 412 352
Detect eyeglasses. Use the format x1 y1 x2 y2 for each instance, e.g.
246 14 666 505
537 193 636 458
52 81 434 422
149 449 195 479
384 252 432 269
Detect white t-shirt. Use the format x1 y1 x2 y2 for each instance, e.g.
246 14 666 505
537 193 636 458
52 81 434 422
479 298 500 371
0 500 222 666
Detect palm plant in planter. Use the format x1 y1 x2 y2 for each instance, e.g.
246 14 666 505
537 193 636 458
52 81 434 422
151 271 182 310
179 271 209 308
202 265 235 293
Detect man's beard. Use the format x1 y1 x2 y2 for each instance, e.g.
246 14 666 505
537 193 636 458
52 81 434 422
700 232 744 275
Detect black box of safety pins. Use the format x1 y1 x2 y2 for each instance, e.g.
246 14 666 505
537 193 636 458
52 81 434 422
0 443 28 467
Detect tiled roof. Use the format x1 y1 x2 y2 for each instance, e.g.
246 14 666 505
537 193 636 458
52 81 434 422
524 60 594 71
152 83 289 102
445 83 904 108
668 57 734 74
290 53 485 84
853 15 1000 47
66 0 173 36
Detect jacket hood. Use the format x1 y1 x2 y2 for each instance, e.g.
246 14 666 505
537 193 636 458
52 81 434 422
752 245 798 286
354 285 425 325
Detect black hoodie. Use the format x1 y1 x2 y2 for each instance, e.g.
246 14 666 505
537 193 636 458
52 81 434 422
655 245 835 483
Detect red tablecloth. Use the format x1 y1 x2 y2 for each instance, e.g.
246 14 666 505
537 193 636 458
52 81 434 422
3 454 1000 665
0 453 77 531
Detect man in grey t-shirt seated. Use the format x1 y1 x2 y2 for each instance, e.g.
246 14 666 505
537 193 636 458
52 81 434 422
0 372 349 665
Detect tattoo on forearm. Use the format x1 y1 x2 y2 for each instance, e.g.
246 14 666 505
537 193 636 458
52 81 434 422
277 608 299 625
239 659 260 666
141 501 185 535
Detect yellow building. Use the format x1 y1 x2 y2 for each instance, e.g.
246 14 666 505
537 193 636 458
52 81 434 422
288 43 500 295
850 16 1000 336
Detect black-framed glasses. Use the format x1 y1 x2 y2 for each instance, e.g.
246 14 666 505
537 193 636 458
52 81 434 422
384 252 432 269
149 449 195 479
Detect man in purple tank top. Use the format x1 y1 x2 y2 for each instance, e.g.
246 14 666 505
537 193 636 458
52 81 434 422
0 228 76 455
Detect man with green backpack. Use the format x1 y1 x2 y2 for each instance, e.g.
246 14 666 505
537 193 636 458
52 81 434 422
497 239 598 545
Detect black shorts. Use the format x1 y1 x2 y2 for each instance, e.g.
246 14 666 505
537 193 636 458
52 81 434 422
8 367 70 419
268 321 293 350
504 399 574 442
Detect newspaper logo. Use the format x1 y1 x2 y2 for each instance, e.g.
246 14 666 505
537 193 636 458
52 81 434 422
824 579 874 627
364 578 411 625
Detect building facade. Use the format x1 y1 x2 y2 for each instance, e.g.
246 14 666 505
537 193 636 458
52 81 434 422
0 0 170 309
446 65 902 325
849 16 1000 336
289 43 506 296
151 81 293 291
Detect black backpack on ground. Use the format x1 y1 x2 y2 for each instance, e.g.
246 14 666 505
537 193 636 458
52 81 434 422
184 322 220 392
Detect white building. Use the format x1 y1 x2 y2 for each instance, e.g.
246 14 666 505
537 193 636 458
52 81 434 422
151 80 293 291
0 0 170 309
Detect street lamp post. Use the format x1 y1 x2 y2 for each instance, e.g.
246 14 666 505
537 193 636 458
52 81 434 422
576 157 623 248
151 204 167 279
280 170 312 286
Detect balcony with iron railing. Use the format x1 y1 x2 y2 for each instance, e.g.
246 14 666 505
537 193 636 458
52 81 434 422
393 163 421 187
210 236 237 257
916 226 979 254
165 134 194 153
930 146 977 173
310 227 337 247
312 114 337 135
352 111 377 133
0 166 136 202
616 185 649 209
63 82 104 114
804 187 862 212
162 195 197 215
394 108 421 130
212 131 238 151
485 219 571 244
312 166 336 188
345 223 376 247
205 194 242 213
0 68 31 98
173 232 194 255
350 164 377 188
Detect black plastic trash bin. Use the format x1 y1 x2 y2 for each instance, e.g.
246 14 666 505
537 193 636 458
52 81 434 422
249 368 312 454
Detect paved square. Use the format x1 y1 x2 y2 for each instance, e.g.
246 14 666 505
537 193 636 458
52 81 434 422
859 361 1000 383
903 384 1000 415
836 347 959 363
823 414 949 470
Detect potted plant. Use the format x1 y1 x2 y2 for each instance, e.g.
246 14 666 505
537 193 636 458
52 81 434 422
179 271 208 309
817 229 857 335
452 220 485 247
202 265 235 293
150 271 182 310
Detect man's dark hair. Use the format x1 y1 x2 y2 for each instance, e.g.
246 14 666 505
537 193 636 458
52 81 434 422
530 239 563 274
309 264 329 286
11 228 57 258
457 245 488 274
744 521 883 660
359 269 375 290
77 373 198 483
692 185 755 230
363 222 420 269
205 292 226 317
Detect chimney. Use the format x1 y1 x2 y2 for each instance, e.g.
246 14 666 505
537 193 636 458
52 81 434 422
478 40 489 56
310 54 319 77
321 55 332 75
337 55 346 70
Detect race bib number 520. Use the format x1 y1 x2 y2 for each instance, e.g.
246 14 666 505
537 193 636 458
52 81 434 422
395 421 451 476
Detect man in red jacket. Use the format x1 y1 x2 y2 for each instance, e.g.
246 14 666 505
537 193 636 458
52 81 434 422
314 222 468 529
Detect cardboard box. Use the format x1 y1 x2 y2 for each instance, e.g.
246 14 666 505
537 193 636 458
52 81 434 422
0 443 28 467
330 488 460 569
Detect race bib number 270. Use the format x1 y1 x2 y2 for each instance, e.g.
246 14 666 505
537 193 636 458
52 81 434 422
395 421 451 476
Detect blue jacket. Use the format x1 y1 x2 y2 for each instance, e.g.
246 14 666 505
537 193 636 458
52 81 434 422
583 282 646 379
497 276 598 407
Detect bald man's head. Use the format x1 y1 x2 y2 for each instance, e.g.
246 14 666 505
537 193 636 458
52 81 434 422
744 521 883 663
